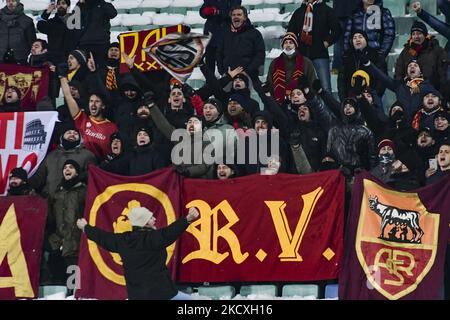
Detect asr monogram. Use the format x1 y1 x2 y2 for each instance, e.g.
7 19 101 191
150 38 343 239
182 187 323 264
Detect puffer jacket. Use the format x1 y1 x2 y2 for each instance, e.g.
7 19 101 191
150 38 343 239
343 0 395 57
48 181 86 257
327 101 376 170
0 3 36 62
216 19 265 77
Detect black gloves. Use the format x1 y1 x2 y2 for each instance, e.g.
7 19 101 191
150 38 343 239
143 91 155 106
359 51 370 66
182 83 195 98
352 76 365 96
56 63 69 78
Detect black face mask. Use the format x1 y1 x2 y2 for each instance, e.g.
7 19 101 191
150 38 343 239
61 137 80 150
320 161 340 171
390 110 405 126
61 175 80 190
8 183 28 195
106 57 120 68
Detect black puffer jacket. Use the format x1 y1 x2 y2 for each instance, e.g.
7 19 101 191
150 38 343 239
327 100 376 170
216 19 265 76
84 218 190 300
0 3 36 62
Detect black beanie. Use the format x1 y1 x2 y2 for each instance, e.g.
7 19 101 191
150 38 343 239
109 42 120 49
6 86 22 99
10 167 28 182
411 21 428 35
229 93 251 113
110 132 123 146
204 98 223 114
63 159 81 174
253 111 273 129
69 49 88 66
233 73 250 88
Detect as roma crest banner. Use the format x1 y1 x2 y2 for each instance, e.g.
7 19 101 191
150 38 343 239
177 170 345 282
0 64 50 111
76 166 183 300
339 172 450 300
118 25 189 74
0 196 48 299
0 112 59 196
143 32 211 83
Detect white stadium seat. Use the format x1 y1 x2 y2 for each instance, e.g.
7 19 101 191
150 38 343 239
140 0 172 9
152 13 184 26
112 0 142 10
172 0 203 8
122 14 152 26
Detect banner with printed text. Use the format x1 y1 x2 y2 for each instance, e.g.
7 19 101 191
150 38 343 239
0 64 50 111
118 25 190 74
0 196 48 299
76 168 344 299
339 172 450 300
178 170 345 282
0 112 58 196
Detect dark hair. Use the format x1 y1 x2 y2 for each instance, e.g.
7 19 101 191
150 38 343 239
57 0 71 7
230 5 248 18
33 39 48 50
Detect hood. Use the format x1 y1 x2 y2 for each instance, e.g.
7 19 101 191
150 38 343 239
341 97 361 124
119 73 143 100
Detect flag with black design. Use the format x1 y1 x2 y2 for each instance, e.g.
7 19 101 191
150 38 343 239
143 32 210 83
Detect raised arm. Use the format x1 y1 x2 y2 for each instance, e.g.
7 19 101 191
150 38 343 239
83 224 120 253
60 77 81 118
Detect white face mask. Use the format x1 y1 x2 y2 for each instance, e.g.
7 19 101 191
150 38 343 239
283 48 296 56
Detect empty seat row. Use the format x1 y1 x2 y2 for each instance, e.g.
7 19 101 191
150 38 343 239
195 283 338 300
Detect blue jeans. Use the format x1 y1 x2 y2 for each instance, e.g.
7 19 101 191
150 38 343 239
171 291 193 300
313 58 332 93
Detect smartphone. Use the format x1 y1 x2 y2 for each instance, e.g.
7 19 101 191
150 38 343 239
429 158 438 170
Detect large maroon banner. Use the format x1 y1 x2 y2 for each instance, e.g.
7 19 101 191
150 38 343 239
0 196 47 299
76 166 183 300
118 25 189 74
339 172 450 300
0 64 50 111
178 170 345 282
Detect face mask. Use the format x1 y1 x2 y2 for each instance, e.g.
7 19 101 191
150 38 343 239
283 48 296 56
106 57 120 68
378 153 395 165
61 137 80 150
